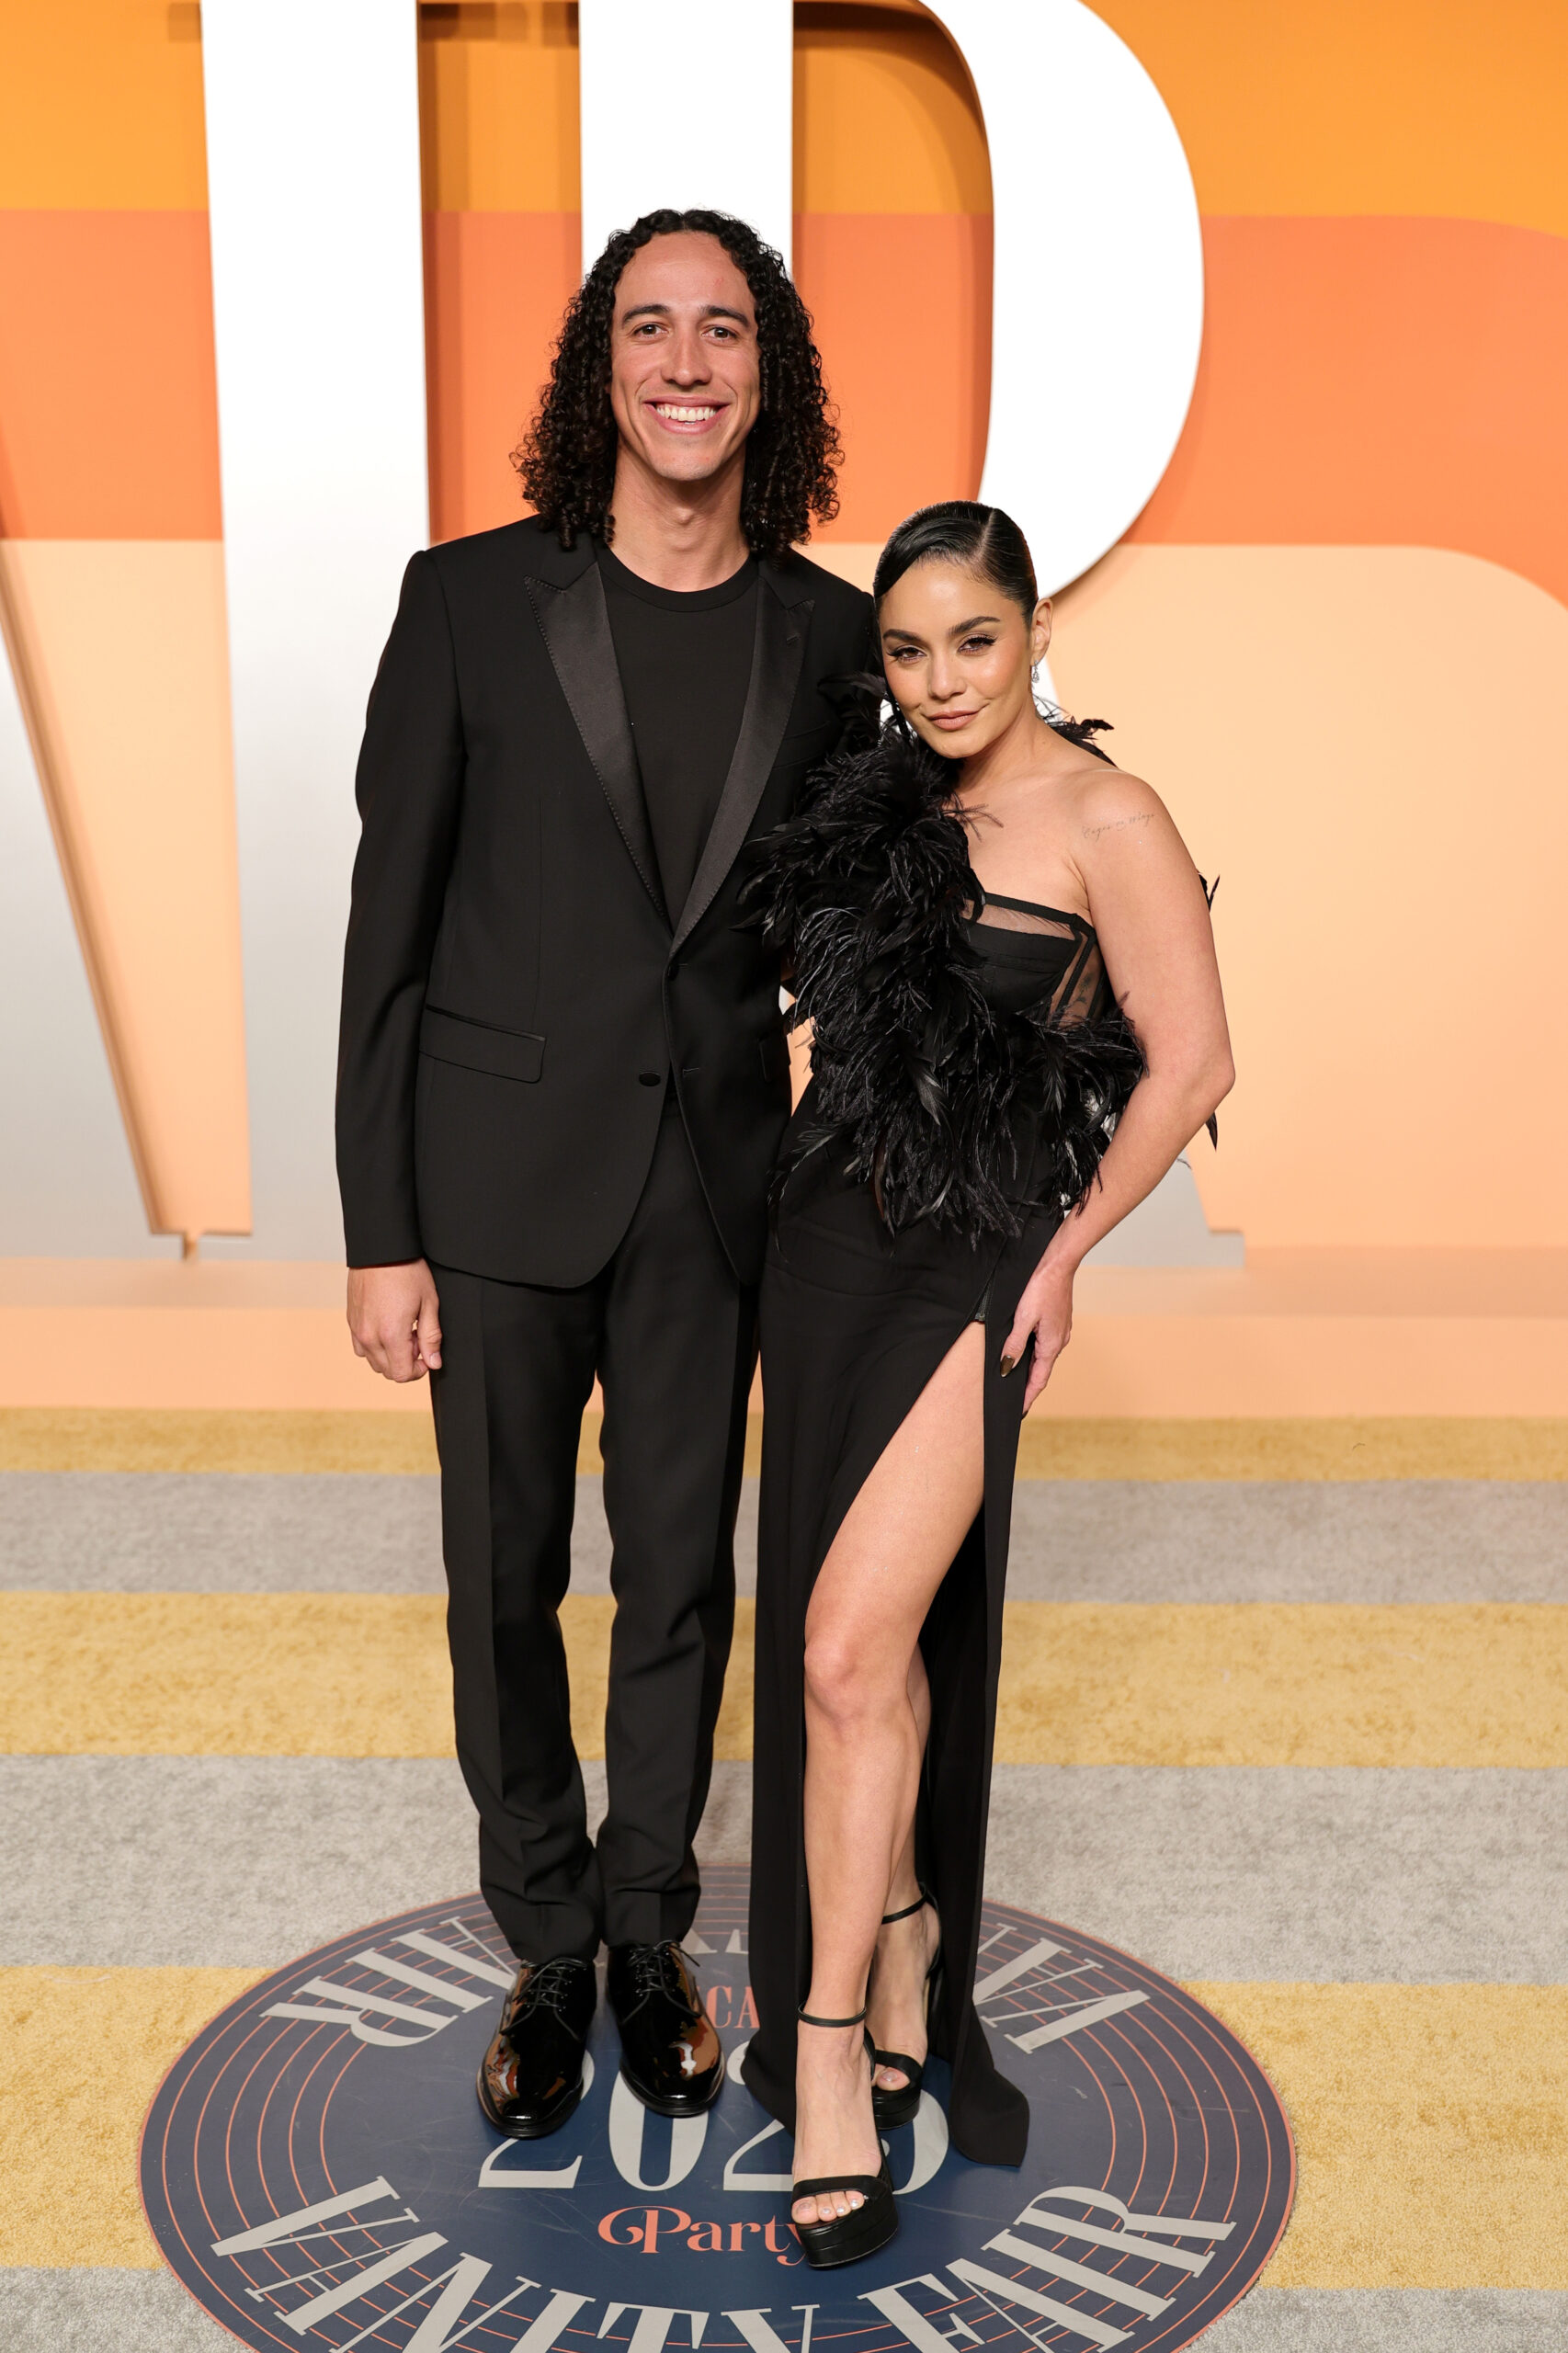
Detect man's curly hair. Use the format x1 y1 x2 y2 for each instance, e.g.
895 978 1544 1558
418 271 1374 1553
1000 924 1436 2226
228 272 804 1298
516 209 840 561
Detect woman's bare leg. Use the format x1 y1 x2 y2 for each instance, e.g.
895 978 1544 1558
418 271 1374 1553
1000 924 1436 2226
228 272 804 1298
868 1645 942 2096
792 1325 985 2226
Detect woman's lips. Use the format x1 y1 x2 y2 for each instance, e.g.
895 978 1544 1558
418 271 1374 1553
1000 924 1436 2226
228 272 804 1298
928 710 980 730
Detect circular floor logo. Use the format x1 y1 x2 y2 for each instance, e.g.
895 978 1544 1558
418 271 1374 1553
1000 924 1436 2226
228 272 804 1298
142 1869 1292 2353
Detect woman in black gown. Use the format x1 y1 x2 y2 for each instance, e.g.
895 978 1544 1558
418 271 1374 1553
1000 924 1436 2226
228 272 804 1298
738 503 1235 2267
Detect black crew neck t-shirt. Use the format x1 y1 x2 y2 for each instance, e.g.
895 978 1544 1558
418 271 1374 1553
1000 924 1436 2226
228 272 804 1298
597 541 759 921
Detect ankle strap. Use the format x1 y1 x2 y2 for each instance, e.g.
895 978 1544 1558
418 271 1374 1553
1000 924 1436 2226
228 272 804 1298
798 2004 868 2029
881 1888 931 1927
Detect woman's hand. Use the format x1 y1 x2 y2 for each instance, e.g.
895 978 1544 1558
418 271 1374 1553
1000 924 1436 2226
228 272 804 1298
1000 1252 1076 1413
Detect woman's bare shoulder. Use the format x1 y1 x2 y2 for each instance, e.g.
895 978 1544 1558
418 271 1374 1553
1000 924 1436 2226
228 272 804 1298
1066 763 1177 857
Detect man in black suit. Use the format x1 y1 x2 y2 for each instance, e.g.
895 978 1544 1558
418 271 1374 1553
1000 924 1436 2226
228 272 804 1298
336 210 872 2137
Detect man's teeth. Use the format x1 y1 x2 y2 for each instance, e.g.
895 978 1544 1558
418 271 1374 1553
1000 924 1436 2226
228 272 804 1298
654 404 719 421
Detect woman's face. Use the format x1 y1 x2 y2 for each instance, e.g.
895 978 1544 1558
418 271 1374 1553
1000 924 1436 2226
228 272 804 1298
878 558 1051 759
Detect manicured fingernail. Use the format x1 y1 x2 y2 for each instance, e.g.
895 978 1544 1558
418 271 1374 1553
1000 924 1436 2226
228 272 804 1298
999 1353 1017 1377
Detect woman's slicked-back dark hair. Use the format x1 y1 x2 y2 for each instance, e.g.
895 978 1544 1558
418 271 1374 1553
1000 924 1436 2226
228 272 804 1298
516 209 841 561
873 500 1113 759
873 499 1040 620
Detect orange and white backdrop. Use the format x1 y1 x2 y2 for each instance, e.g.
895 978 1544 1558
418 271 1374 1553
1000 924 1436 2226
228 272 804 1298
1 0 1564 1403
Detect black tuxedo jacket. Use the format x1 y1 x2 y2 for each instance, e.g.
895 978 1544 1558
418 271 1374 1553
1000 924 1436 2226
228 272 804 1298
335 517 875 1288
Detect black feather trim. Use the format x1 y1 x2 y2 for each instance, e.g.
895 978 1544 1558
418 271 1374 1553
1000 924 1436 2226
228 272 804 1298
742 723 1147 1239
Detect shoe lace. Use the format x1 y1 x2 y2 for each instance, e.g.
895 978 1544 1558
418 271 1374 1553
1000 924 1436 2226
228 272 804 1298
626 1941 692 2006
514 1958 586 2023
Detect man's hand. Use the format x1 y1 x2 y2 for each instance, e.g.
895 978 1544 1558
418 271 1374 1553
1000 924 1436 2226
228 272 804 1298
347 1260 443 1382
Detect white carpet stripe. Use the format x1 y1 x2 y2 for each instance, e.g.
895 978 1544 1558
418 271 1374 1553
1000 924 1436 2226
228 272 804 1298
6 1472 1568 1601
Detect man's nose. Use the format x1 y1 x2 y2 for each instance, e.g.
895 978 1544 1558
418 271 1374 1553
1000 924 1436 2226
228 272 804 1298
665 326 711 384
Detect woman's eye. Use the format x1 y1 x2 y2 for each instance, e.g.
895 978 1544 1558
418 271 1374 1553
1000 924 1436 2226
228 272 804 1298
960 635 996 654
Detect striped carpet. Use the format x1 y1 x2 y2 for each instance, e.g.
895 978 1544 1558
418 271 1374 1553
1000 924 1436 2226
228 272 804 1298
1 1408 1564 2351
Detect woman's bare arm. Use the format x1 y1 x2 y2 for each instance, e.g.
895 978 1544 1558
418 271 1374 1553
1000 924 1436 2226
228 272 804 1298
1002 772 1234 1409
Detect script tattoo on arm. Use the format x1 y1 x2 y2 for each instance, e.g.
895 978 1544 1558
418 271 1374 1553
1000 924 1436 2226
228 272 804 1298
1083 811 1153 844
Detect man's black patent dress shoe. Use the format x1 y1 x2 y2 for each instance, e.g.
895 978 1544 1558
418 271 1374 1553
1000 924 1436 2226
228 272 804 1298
607 1940 724 2117
477 1956 597 2138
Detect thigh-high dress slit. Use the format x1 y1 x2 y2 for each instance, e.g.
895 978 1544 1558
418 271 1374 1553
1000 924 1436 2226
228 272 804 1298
741 894 1116 2169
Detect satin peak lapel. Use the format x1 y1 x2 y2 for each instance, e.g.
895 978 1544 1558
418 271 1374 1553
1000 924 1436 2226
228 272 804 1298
673 583 812 951
528 566 667 923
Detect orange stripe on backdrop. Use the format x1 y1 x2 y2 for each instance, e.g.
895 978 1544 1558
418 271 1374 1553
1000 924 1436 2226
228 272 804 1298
425 211 579 544
418 1 580 214
1089 0 1568 235
0 0 208 212
1128 216 1568 611
0 211 222 540
794 5 991 215
795 214 990 543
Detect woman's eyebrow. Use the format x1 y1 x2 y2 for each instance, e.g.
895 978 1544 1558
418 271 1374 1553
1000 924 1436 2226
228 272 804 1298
882 612 1005 643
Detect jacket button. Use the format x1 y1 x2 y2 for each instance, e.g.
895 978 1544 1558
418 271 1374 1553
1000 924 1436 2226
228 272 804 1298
639 1072 662 1086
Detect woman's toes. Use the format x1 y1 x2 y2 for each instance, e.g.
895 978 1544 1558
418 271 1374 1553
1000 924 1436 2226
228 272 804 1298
792 2188 866 2226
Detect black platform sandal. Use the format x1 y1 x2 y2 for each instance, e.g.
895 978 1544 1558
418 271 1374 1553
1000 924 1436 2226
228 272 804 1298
870 1890 943 2131
791 2004 900 2269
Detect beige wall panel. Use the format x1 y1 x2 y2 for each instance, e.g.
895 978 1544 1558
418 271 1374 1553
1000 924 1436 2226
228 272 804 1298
0 541 249 1241
1051 544 1568 1248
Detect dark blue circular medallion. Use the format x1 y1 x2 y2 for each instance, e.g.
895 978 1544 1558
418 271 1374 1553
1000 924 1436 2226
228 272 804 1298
142 1870 1292 2352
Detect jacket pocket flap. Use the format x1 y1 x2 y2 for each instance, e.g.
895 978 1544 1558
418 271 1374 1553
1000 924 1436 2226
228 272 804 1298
419 1006 544 1084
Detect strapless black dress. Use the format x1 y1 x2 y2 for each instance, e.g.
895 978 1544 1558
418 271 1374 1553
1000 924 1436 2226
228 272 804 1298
741 892 1114 2167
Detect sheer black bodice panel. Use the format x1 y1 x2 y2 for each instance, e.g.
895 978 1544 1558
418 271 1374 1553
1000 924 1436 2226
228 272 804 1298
963 887 1111 1022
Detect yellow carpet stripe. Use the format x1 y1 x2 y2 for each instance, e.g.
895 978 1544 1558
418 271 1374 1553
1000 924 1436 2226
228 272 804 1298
1193 1983 1568 2289
0 1595 744 1762
994 1601 1568 1768
4 1595 1564 1767
0 1406 445 1475
4 1970 1562 2280
5 1408 1567 1479
1014 1415 1568 1482
1 1966 267 2269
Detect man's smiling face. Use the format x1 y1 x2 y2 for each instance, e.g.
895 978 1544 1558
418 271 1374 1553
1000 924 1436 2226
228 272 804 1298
608 231 762 492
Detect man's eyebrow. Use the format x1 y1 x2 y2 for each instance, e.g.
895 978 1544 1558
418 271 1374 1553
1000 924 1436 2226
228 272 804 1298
619 301 753 325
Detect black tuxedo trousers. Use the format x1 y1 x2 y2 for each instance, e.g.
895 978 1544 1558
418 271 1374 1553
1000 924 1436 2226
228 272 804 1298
431 1097 754 1961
